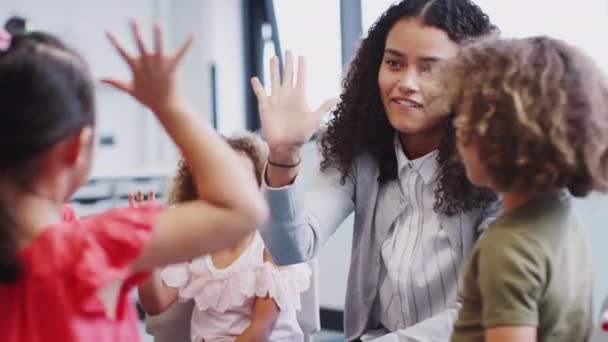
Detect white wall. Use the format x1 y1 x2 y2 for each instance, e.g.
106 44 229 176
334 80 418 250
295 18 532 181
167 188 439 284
205 0 248 134
574 195 608 316
164 0 248 135
0 0 159 177
0 0 248 178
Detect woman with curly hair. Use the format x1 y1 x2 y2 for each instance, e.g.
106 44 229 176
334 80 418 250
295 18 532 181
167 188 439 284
427 36 608 342
250 1 500 340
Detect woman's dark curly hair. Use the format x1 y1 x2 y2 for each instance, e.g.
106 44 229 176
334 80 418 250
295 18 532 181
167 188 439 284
319 0 498 216
429 36 608 197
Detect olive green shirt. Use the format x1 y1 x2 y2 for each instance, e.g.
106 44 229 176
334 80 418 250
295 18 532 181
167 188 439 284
452 192 592 342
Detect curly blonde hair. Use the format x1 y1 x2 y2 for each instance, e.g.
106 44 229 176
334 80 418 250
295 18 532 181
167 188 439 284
427 36 608 197
166 131 268 204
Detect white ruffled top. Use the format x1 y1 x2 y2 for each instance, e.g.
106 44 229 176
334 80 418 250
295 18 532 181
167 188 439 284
160 232 311 342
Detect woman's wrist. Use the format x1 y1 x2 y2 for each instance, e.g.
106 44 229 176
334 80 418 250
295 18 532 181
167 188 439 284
268 146 302 166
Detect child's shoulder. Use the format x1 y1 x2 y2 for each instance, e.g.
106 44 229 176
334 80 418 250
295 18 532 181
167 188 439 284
23 204 163 279
480 193 575 253
474 223 551 279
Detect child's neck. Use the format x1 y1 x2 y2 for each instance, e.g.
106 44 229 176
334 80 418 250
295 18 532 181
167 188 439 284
501 190 558 214
210 231 256 269
228 231 256 253
1 179 66 248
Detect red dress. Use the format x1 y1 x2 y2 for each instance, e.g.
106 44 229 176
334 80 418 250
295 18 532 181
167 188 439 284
0 204 162 342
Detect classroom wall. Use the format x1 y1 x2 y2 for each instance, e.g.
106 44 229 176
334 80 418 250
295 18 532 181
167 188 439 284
0 0 247 178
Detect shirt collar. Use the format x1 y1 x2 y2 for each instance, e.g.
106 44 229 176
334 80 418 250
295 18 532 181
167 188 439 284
394 135 439 185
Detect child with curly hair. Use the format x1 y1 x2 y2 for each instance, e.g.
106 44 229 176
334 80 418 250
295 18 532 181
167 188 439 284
138 131 311 342
427 36 608 342
0 18 268 342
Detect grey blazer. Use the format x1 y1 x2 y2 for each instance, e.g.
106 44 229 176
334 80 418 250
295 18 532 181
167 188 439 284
261 152 500 341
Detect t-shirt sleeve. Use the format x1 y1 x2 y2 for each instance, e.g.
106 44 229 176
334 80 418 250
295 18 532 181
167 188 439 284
477 231 548 328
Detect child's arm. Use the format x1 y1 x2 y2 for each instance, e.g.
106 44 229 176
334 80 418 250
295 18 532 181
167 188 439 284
103 21 268 271
485 326 536 342
475 231 544 342
138 270 178 315
236 250 280 341
128 192 179 315
236 295 280 341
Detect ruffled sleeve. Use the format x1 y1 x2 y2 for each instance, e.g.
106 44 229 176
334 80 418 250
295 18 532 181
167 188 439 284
163 257 250 312
254 262 311 311
165 259 311 314
72 204 164 318
159 262 196 304
160 263 191 289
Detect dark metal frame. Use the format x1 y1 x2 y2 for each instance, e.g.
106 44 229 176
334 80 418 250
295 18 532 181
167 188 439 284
340 0 363 67
242 0 284 131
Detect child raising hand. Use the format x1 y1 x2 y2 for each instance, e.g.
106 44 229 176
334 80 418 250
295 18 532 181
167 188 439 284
0 18 266 342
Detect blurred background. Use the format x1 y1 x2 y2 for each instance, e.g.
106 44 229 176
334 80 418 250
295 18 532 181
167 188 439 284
1 1 607 340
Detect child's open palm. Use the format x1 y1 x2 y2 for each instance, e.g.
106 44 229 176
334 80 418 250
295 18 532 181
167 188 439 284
102 20 193 115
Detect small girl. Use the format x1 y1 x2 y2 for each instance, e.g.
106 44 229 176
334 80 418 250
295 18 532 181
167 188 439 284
427 36 608 342
138 131 311 342
0 18 267 342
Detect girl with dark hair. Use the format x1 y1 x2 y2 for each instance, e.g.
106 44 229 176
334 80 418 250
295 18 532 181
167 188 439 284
0 17 267 342
251 0 500 340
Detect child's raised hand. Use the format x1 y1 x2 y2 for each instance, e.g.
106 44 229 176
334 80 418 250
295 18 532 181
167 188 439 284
102 20 193 115
128 190 156 208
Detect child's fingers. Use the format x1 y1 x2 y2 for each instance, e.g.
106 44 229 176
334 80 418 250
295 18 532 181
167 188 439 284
137 191 143 203
129 19 150 56
169 33 194 71
105 31 134 67
148 190 156 202
128 192 135 207
152 20 163 57
100 78 133 94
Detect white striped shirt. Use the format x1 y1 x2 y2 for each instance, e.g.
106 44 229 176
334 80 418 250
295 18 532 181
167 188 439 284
374 137 462 332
